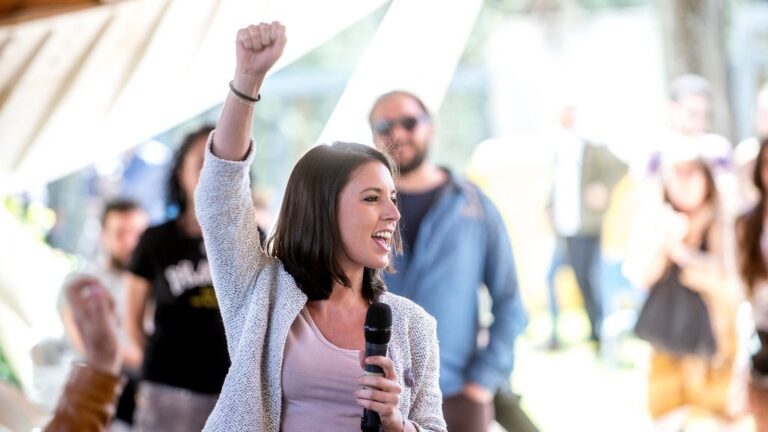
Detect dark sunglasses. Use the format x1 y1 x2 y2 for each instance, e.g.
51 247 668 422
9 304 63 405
372 115 430 135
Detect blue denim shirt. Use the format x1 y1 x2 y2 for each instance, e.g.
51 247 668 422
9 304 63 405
384 171 528 398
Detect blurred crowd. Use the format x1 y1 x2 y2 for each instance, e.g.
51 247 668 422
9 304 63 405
2 71 768 432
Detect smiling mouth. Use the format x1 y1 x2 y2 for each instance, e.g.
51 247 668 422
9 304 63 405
372 231 393 250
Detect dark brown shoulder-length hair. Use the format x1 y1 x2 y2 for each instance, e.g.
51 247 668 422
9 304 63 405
738 138 768 297
168 125 215 217
266 142 402 301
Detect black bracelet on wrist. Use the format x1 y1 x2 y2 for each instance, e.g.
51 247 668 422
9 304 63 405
229 80 261 103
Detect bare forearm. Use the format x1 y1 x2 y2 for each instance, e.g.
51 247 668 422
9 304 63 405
643 251 669 289
123 320 145 366
214 22 285 161
123 275 149 366
121 345 143 370
213 74 265 161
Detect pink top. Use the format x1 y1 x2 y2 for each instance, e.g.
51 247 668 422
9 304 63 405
281 307 363 431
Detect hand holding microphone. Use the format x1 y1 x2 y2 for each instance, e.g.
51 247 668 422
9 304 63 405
356 303 406 432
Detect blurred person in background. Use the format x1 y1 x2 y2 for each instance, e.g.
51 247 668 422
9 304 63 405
734 85 768 211
639 75 735 218
664 74 731 165
544 241 567 350
626 156 742 431
45 277 123 431
59 198 148 430
735 137 768 432
369 91 530 432
546 105 627 350
123 125 230 432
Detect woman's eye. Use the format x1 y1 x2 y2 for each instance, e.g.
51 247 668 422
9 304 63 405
391 196 398 205
364 196 378 202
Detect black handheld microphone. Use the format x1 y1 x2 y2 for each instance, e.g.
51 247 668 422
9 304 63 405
361 302 392 432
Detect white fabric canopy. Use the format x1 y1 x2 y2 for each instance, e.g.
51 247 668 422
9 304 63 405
0 0 388 194
317 0 483 145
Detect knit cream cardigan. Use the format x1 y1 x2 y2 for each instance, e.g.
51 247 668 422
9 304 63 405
195 138 446 432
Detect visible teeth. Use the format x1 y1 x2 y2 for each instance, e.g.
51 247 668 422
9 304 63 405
373 231 392 240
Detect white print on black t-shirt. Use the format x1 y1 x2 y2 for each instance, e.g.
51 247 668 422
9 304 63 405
164 260 212 297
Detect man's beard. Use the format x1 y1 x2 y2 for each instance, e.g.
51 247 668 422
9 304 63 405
395 144 428 176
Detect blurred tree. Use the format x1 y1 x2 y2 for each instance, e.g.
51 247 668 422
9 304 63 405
657 0 734 139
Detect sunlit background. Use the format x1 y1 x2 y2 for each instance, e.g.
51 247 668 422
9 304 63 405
1 0 767 430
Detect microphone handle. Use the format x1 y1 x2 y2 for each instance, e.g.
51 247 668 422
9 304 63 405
363 341 388 376
362 342 388 431
362 407 382 432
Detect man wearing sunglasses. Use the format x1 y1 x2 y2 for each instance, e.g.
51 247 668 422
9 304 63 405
369 91 531 432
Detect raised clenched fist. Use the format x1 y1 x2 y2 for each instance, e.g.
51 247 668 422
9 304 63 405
235 22 287 79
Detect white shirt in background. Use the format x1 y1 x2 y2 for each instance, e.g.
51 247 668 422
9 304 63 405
553 131 585 237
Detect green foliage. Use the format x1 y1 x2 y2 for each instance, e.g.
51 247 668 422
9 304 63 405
0 345 20 388
3 196 56 241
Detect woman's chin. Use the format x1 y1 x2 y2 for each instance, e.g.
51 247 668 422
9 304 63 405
366 257 389 270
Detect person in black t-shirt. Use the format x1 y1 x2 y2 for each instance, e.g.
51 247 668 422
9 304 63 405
124 126 230 432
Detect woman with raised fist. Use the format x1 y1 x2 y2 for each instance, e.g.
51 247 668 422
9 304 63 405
194 22 446 432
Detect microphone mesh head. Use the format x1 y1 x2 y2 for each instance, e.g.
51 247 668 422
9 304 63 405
364 302 392 344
